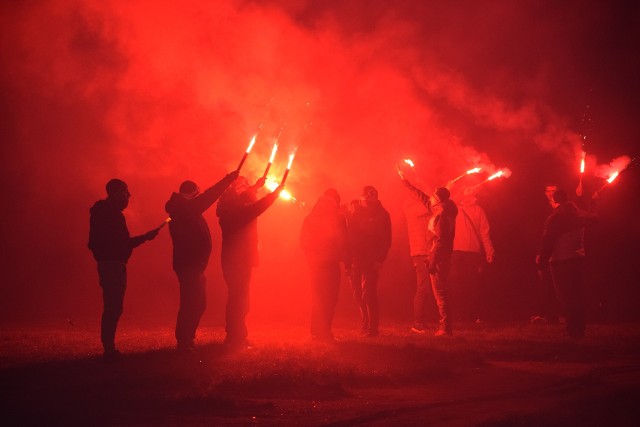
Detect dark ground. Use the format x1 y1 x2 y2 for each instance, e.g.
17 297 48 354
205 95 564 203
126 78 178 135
2 320 640 426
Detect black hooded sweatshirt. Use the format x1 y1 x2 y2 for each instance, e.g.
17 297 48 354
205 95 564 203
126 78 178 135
88 200 147 263
165 173 236 272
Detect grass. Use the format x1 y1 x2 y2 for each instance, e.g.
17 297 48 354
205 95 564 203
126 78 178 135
2 321 640 426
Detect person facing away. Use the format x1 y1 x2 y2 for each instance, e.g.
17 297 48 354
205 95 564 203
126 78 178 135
536 188 597 338
402 184 435 334
164 170 239 351
88 179 160 361
216 175 283 347
346 185 392 337
300 188 350 343
450 187 495 323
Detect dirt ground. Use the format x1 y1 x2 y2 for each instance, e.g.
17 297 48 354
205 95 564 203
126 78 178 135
2 320 640 426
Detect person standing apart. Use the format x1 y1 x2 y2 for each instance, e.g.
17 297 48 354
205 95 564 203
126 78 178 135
346 186 392 337
165 170 238 351
88 179 160 360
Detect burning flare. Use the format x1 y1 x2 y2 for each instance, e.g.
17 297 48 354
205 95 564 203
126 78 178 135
607 171 619 184
262 142 278 178
487 170 504 181
404 159 415 168
237 134 257 171
281 149 297 185
451 167 482 183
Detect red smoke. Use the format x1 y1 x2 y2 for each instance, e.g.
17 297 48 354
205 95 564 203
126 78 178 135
1 0 638 325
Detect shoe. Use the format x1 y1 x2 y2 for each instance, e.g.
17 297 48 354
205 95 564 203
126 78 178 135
411 326 426 334
177 341 197 353
224 338 252 350
103 348 122 362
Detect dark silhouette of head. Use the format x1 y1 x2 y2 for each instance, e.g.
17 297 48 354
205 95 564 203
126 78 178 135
324 188 341 207
432 187 450 204
551 188 569 205
179 180 199 198
106 178 130 211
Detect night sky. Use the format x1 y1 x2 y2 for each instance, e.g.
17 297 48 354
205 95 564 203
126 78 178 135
1 0 638 325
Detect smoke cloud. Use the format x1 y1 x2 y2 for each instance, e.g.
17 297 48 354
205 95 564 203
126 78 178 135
1 0 638 324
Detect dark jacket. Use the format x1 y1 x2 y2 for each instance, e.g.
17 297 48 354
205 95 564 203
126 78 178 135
429 199 458 270
165 173 236 272
300 195 350 265
88 200 147 263
538 201 597 267
346 200 392 263
216 187 280 268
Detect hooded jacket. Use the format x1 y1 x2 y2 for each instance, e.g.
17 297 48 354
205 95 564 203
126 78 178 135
429 199 458 269
454 198 494 257
165 173 236 272
88 199 147 263
539 201 597 266
300 195 350 265
216 187 280 268
346 199 392 263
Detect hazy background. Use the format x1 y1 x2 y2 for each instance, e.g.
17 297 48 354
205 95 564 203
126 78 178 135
1 0 638 330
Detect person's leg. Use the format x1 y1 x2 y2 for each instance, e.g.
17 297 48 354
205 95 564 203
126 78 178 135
223 263 252 344
175 268 206 347
412 255 430 331
431 259 452 335
551 259 585 338
350 261 368 333
361 262 380 335
98 261 127 353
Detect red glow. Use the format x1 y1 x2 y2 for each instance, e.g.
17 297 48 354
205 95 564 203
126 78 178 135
265 178 294 201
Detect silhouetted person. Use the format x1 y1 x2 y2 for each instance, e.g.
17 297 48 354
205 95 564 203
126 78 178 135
450 187 495 323
402 185 434 334
300 188 350 342
346 186 391 337
402 178 457 336
537 188 597 338
216 176 283 347
88 179 160 360
531 183 562 324
165 170 239 351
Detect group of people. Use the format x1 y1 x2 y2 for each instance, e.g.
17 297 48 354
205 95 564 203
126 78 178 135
88 171 284 360
88 166 595 360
